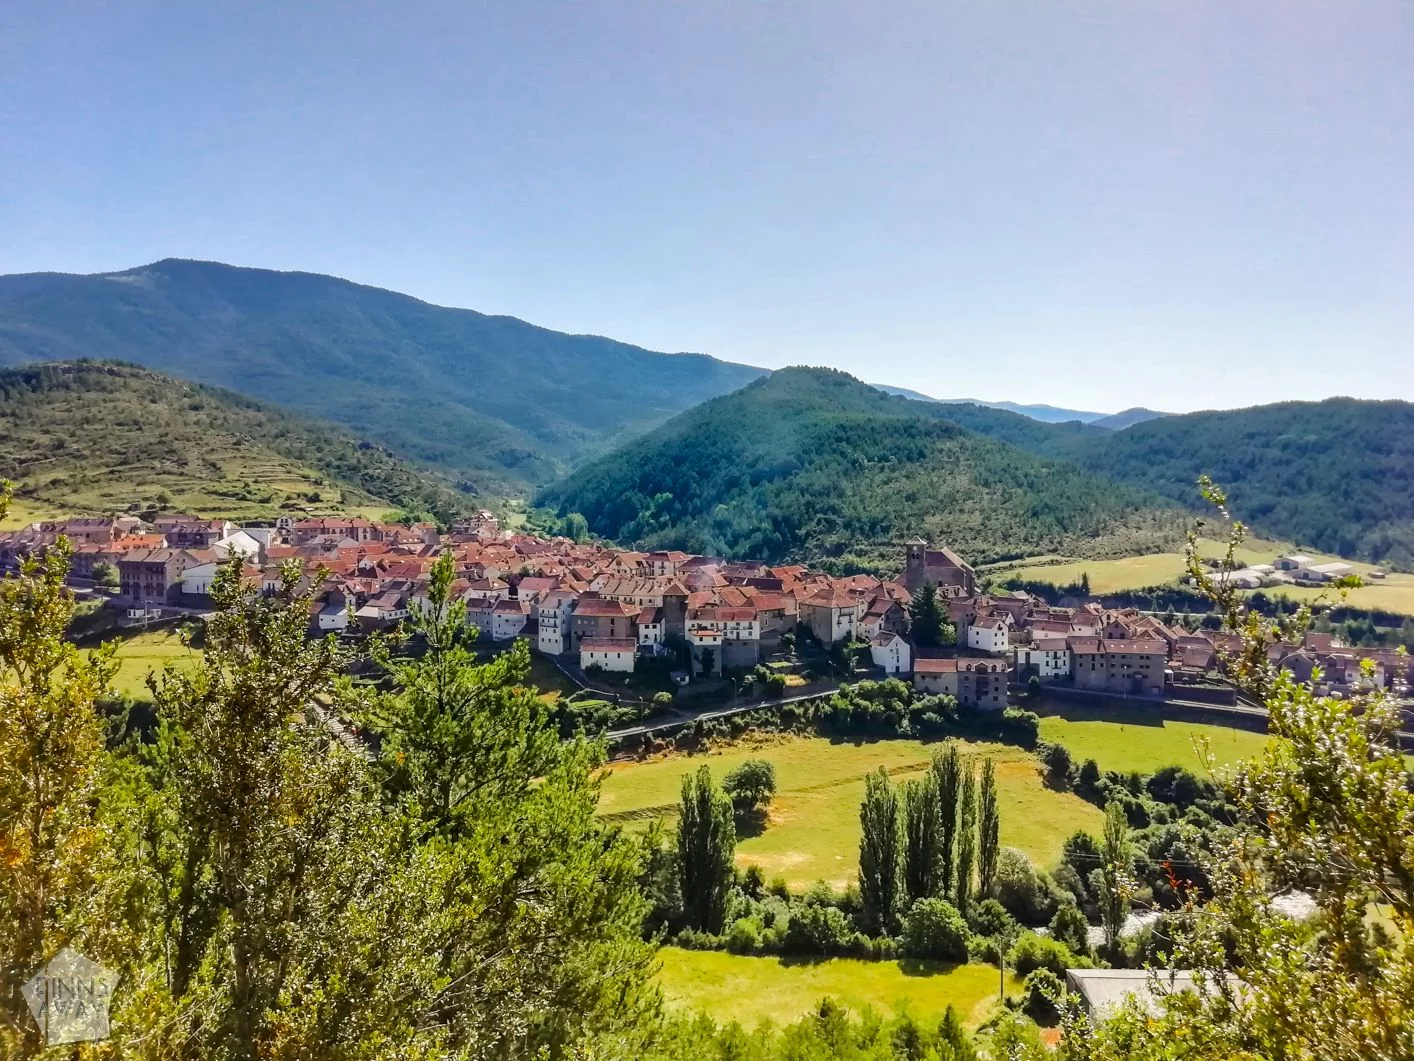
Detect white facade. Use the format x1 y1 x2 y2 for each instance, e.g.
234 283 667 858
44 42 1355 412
967 619 1010 654
317 603 350 632
179 561 221 596
491 603 529 641
869 633 911 675
537 593 576 656
637 616 665 646
213 529 264 563
1017 641 1071 679
580 640 636 673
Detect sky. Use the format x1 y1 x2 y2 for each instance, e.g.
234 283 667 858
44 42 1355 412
2 1 1411 413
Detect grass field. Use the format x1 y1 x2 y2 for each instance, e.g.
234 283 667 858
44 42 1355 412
1035 709 1269 776
107 628 199 699
656 947 1018 1029
999 537 1414 616
599 736 1103 889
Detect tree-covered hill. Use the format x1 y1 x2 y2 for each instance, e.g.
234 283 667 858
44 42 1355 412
935 396 1414 567
535 367 1184 569
0 259 765 491
0 361 476 523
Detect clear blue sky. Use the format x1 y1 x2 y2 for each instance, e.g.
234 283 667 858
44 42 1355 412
3 1 1411 412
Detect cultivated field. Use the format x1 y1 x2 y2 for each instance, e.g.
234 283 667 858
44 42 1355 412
1035 708 1269 776
598 736 1104 890
1000 537 1414 616
656 947 1019 1029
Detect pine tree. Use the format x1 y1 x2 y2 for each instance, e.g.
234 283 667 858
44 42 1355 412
858 768 904 935
677 765 736 934
955 764 978 913
902 772 942 903
931 743 962 900
977 757 1001 897
908 581 945 647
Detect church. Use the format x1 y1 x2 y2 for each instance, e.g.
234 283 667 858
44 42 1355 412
901 538 976 597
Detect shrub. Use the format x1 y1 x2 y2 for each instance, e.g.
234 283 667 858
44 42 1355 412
782 903 855 956
1041 741 1073 786
723 759 777 812
994 848 1053 925
652 690 674 708
901 898 970 962
1048 901 1092 956
966 897 1017 940
1000 708 1040 747
740 863 766 899
1022 967 1064 1022
726 917 762 954
1077 758 1102 798
1008 930 1079 978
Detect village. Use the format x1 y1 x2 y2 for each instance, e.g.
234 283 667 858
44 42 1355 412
1 512 1408 708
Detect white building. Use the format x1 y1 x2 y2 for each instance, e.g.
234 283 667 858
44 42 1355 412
869 631 911 675
490 598 529 641
179 561 222 597
213 528 264 564
967 616 1011 655
1016 638 1071 680
687 623 725 675
580 637 636 673
537 591 578 656
636 606 665 646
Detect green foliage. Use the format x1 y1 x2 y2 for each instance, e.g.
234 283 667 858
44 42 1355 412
723 759 778 813
908 582 945 647
932 743 962 903
1048 902 1092 956
1022 967 1063 1023
0 260 765 490
901 898 970 962
1008 930 1081 978
678 765 737 934
955 764 978 914
781 903 855 957
1098 801 1131 955
0 360 474 521
993 848 1054 926
537 367 1184 567
91 559 120 590
857 768 904 936
901 771 942 905
977 758 1000 898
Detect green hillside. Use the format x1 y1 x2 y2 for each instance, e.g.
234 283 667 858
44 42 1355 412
0 259 765 491
0 361 475 522
939 397 1414 568
536 367 1183 569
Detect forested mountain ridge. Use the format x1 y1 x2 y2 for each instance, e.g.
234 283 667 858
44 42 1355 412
0 259 766 491
535 367 1184 569
0 360 475 522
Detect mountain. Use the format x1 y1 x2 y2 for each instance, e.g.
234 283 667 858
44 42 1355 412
0 361 476 523
871 384 1106 424
0 259 766 491
1090 407 1167 430
922 396 1414 567
535 367 1183 570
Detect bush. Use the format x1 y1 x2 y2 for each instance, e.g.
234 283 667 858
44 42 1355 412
782 903 855 956
1048 901 1091 956
726 917 762 954
1022 967 1064 1023
993 848 1054 925
1000 708 1040 747
1008 930 1079 978
652 690 674 708
740 863 766 899
1040 741 1073 786
966 897 1016 940
1077 758 1102 798
723 759 777 821
901 898 970 962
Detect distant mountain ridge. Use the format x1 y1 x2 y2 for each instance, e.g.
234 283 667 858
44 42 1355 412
0 259 766 491
871 384 1109 424
537 367 1184 569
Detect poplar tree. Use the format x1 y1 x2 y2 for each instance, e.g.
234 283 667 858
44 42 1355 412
902 772 942 904
931 743 962 900
677 766 736 934
954 764 978 914
977 757 1001 897
858 768 904 935
1098 801 1131 956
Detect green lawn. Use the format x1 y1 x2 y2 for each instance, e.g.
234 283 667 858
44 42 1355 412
1035 709 1269 776
656 947 1018 1029
599 736 1103 889
106 628 199 699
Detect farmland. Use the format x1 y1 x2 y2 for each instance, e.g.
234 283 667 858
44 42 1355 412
598 736 1104 890
656 947 1018 1029
106 627 199 699
1035 707 1269 776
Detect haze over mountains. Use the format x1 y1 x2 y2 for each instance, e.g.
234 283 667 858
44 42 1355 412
1 259 1409 568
